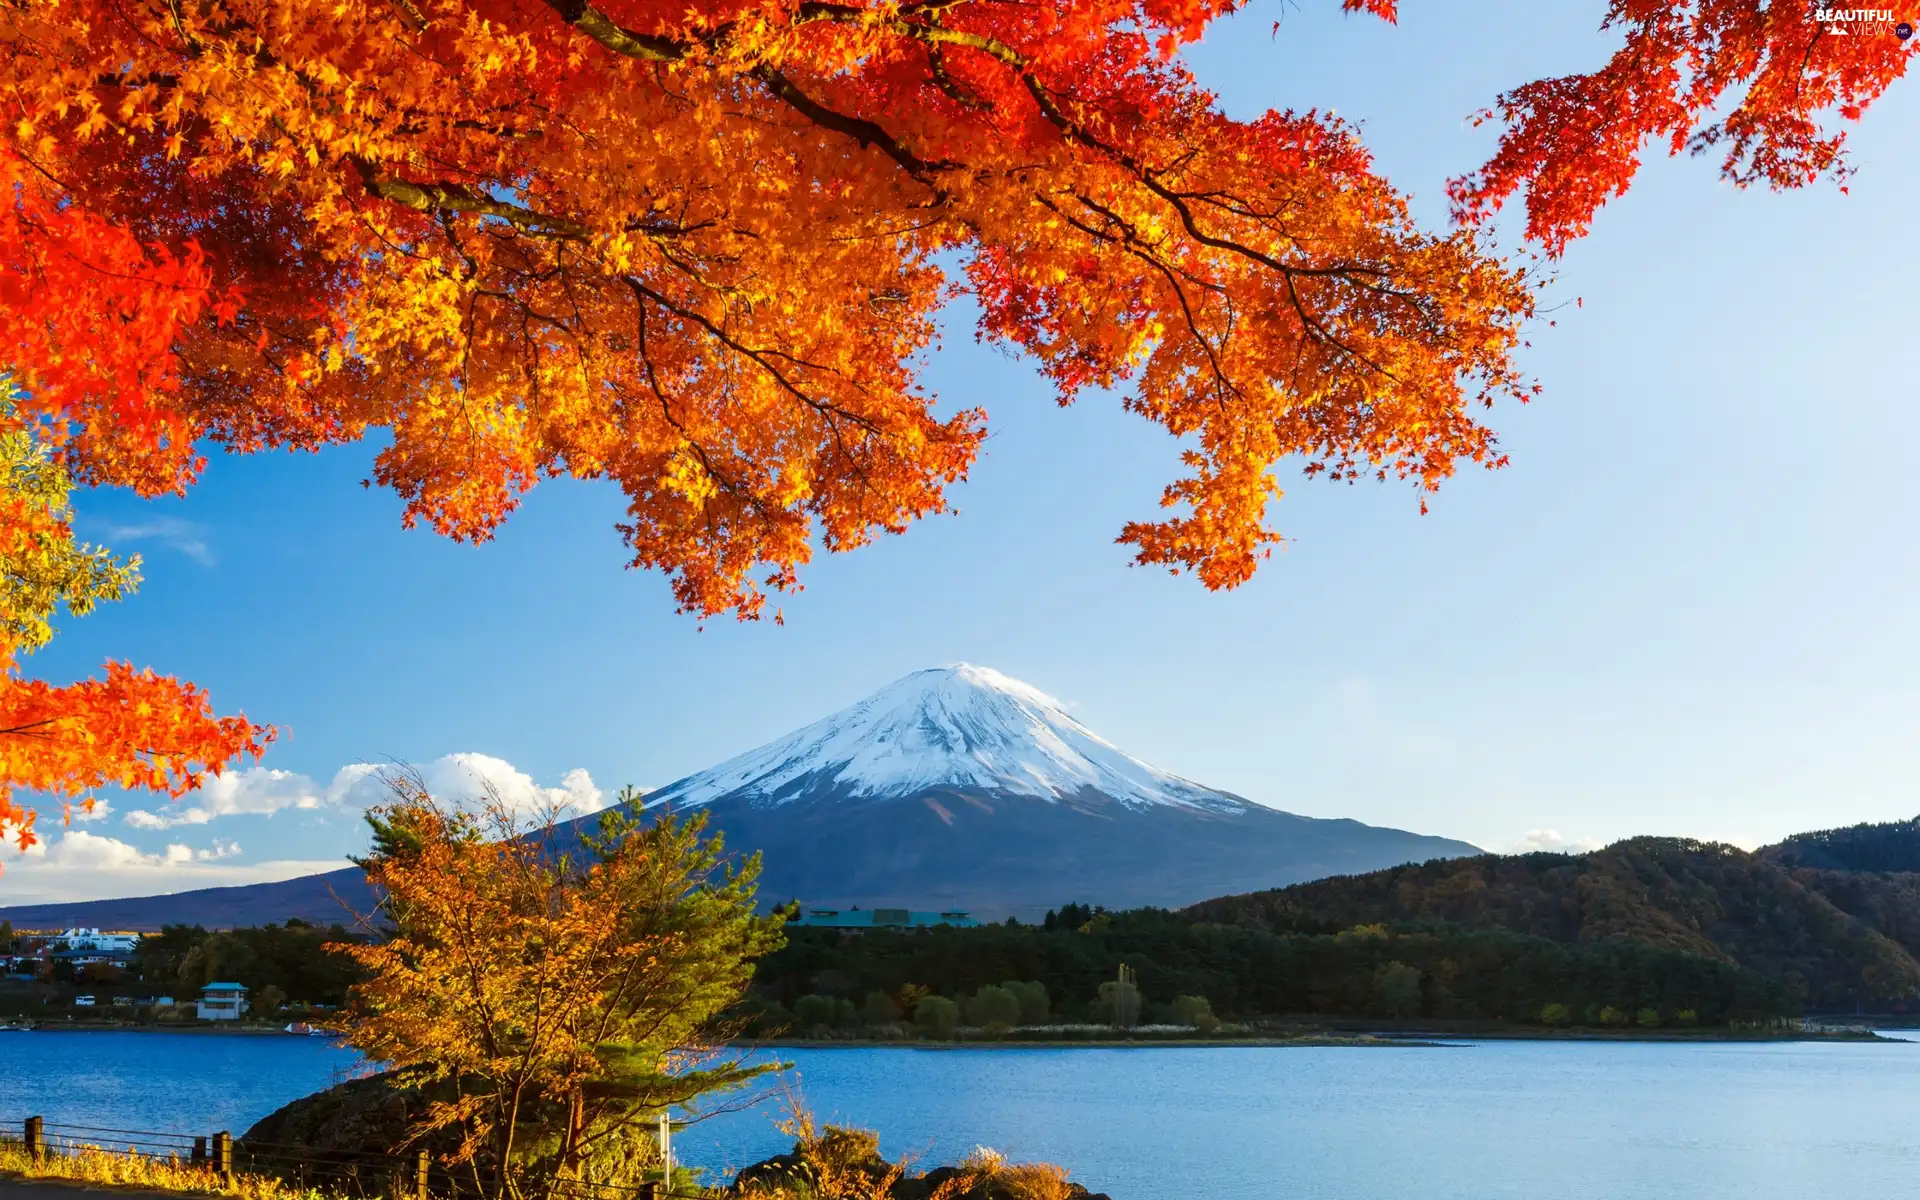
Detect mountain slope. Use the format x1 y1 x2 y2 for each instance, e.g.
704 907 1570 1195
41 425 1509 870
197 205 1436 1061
1747 818 1920 975
2 664 1481 927
0 868 375 932
1187 837 1920 1008
689 787 1477 917
642 664 1479 916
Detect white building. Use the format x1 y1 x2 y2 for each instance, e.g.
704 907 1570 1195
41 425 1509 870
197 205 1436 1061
197 982 249 1021
57 928 141 954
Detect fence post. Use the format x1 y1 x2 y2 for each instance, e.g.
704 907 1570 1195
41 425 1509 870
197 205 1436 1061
191 1135 207 1165
213 1131 233 1188
636 1184 658 1200
23 1116 42 1163
415 1149 429 1200
658 1115 672 1186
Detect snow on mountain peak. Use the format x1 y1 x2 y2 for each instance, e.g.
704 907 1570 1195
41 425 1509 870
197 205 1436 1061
647 664 1247 813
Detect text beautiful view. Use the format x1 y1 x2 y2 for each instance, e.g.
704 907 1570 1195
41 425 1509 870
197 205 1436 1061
1 3 1917 1199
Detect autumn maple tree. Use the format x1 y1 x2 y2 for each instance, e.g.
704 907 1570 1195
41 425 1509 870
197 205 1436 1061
340 779 783 1195
0 2 1909 828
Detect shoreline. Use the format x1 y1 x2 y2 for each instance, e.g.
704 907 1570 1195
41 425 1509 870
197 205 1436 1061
5 1022 1898 1046
746 1027 1896 1049
0 1023 326 1036
751 1034 1451 1049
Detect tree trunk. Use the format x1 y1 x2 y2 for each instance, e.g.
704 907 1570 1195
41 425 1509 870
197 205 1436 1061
557 1089 586 1186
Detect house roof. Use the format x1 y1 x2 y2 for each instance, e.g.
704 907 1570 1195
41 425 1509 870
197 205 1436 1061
200 982 247 991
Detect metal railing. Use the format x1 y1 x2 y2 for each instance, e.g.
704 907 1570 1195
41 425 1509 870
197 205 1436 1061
6 1117 712 1200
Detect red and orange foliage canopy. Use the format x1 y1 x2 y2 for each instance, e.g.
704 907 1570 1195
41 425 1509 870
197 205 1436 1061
0 1 1909 827
0 646 273 849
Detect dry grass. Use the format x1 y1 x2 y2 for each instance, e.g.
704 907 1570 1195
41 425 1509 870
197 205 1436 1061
948 1150 1077 1200
0 1138 336 1200
731 1109 1080 1200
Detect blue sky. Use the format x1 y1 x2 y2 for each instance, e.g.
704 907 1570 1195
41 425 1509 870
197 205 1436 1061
6 0 1918 904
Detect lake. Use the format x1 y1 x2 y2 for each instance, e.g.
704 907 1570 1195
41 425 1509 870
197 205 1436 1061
3 1032 1918 1200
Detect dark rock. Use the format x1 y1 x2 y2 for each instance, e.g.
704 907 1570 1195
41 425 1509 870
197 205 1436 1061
236 1069 460 1191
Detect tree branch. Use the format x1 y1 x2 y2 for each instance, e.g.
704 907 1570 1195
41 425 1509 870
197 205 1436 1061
352 161 591 239
537 0 687 61
749 66 951 184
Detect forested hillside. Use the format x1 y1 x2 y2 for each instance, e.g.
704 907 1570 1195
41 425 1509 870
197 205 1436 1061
1188 837 1920 1008
1764 816 1920 873
746 909 1791 1031
1755 818 1920 970
24 825 1920 1032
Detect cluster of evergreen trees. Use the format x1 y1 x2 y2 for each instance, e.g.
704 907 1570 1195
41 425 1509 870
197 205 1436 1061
778 978 1056 1037
1768 815 1920 873
128 921 363 1008
742 906 1791 1034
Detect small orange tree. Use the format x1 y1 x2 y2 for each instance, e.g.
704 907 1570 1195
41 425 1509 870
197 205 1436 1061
338 780 786 1197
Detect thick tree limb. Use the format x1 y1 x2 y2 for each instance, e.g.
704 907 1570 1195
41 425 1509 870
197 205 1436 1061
353 162 591 239
538 0 688 61
749 66 951 182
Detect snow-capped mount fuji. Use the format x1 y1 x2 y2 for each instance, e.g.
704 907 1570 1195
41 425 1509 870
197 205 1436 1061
638 664 1482 918
647 664 1245 815
0 665 1482 929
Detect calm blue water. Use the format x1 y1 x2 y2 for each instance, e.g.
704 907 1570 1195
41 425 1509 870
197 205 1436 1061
3 1032 1919 1200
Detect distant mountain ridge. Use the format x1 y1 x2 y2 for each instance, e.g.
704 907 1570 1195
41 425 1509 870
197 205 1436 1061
0 870 377 933
1761 814 1920 873
1188 834 1920 1010
0 664 1481 928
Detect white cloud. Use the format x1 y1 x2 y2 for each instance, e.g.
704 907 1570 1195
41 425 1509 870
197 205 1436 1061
324 754 609 821
10 754 610 906
2 800 116 841
47 829 173 869
122 754 609 828
90 516 215 566
0 828 346 905
124 767 325 828
30 829 239 869
1506 829 1605 855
